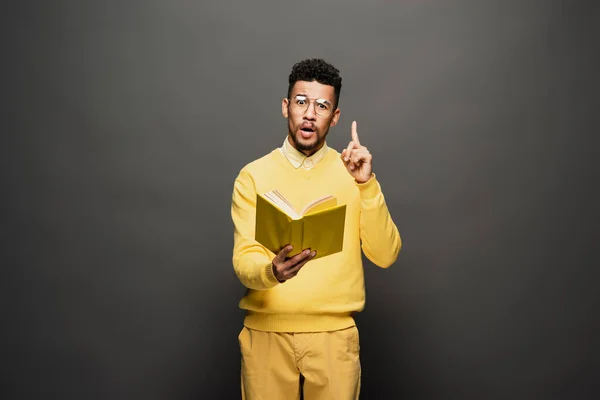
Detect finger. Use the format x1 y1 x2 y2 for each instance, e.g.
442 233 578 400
285 266 304 280
352 154 372 167
351 149 371 165
282 254 313 280
347 149 361 164
341 150 354 169
351 121 360 145
274 245 294 264
344 141 355 161
342 150 354 170
283 248 313 269
285 251 316 278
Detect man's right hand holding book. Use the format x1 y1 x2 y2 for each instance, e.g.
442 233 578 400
272 245 317 283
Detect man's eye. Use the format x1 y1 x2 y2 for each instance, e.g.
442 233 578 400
296 100 306 105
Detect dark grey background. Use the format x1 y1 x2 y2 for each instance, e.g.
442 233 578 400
2 0 599 399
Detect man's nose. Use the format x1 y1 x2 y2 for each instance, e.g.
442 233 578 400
304 103 317 120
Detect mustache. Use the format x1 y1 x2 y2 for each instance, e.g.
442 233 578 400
299 122 316 131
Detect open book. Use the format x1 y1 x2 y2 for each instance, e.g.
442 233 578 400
255 189 346 260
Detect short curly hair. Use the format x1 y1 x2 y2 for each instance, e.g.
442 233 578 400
287 58 342 108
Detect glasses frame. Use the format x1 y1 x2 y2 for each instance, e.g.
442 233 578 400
287 95 336 118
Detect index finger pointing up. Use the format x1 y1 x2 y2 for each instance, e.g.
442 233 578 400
352 121 360 145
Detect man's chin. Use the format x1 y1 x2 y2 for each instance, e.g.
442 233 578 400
292 134 320 152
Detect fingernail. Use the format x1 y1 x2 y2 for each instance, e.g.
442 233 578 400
304 249 310 255
310 251 316 257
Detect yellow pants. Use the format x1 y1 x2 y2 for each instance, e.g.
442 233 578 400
238 325 361 400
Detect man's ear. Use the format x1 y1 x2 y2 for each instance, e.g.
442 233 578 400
330 108 341 127
282 98 289 118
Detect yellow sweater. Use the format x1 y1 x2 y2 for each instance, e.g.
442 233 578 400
231 145 402 332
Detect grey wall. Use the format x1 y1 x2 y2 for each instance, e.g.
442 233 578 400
2 0 598 399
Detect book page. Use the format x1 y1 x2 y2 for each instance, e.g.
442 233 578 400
301 195 337 216
263 190 301 219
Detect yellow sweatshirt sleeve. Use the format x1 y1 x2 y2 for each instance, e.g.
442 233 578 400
356 174 402 268
231 169 281 290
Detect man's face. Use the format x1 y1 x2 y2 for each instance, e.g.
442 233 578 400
282 80 340 156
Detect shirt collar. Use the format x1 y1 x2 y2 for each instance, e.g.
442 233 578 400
279 137 329 170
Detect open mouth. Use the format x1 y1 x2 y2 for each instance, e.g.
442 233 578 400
300 125 316 138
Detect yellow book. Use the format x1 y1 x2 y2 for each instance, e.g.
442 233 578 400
255 190 346 260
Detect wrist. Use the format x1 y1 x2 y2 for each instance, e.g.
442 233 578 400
266 262 283 284
271 263 285 283
355 173 374 184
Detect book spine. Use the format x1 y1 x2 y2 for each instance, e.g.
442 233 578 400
289 219 304 257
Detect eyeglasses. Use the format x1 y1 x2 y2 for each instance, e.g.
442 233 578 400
288 95 335 117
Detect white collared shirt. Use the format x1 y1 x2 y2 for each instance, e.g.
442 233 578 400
279 137 329 170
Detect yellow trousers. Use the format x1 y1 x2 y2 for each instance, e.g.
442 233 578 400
238 325 361 400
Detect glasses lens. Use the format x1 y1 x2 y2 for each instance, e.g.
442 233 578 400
314 99 333 117
290 95 309 114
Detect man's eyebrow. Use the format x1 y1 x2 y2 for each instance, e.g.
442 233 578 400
293 93 331 102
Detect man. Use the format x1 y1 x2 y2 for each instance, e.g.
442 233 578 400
230 58 401 399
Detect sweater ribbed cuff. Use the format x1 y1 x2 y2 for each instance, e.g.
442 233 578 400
264 262 281 286
356 173 379 199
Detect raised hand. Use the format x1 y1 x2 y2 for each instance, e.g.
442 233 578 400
341 121 373 183
272 245 316 282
